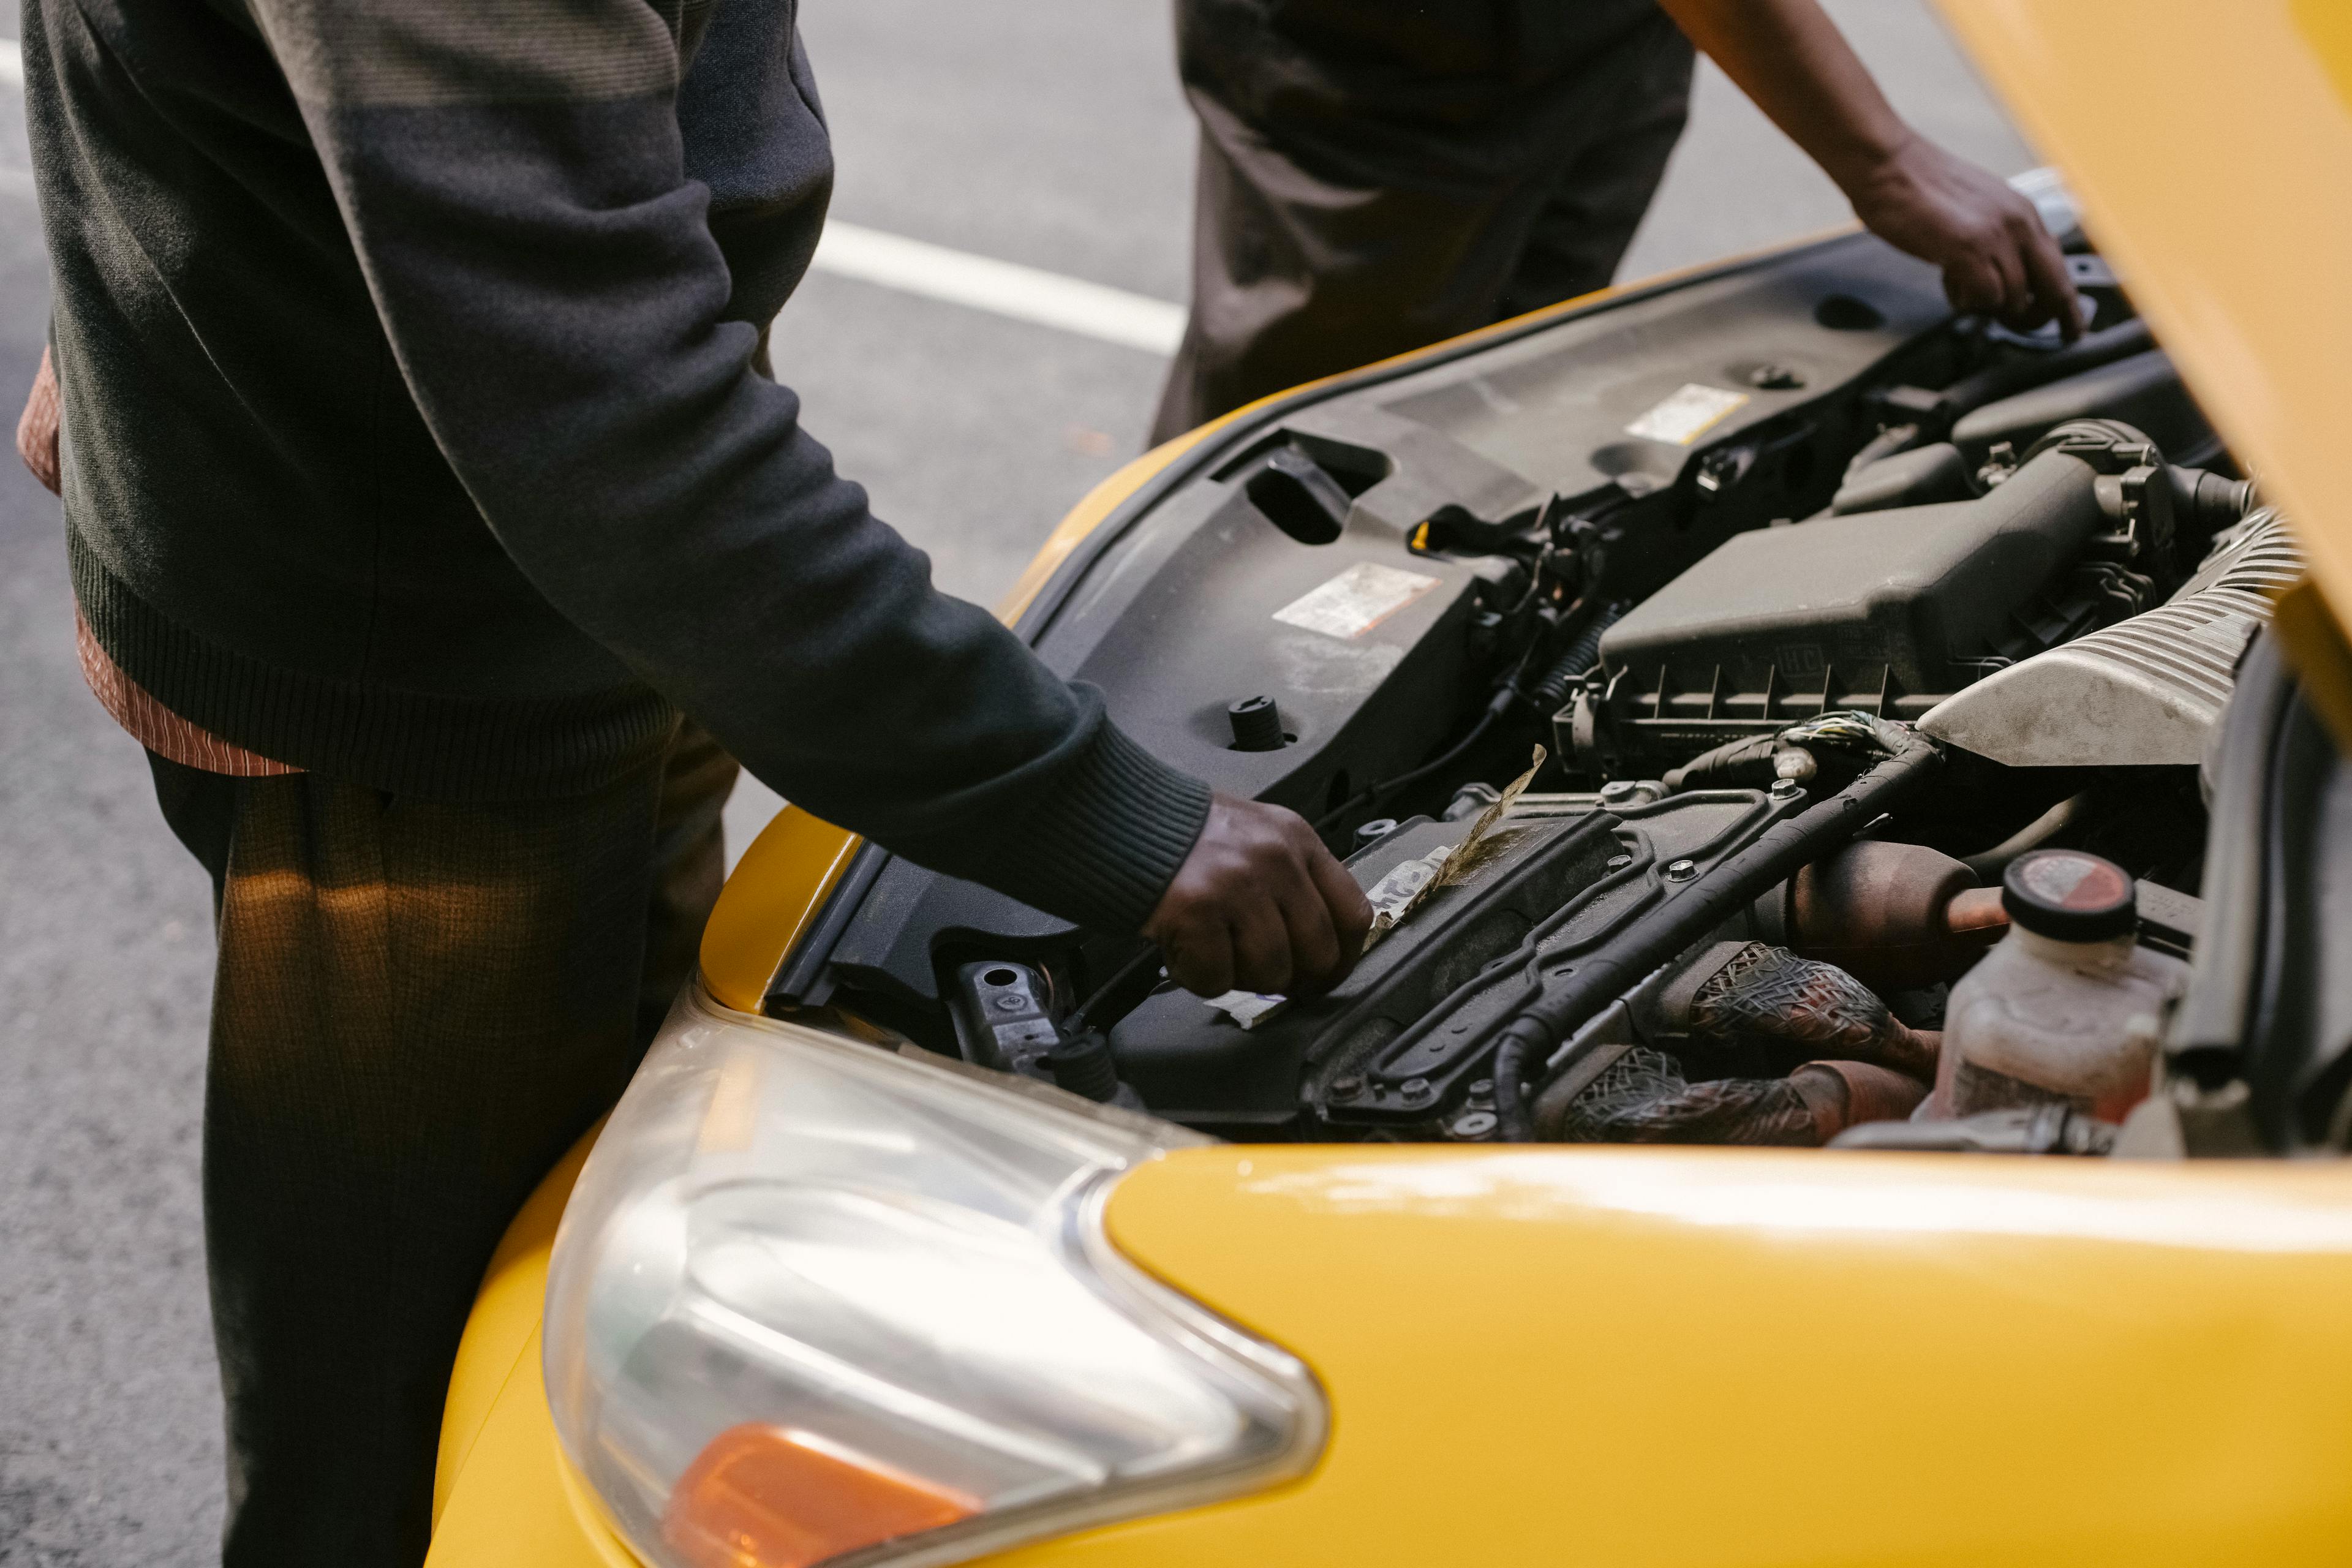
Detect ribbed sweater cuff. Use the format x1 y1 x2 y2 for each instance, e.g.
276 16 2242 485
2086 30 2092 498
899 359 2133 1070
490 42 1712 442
976 720 1212 935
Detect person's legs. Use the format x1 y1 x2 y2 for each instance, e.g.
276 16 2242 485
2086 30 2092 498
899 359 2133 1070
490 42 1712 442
635 718 739 1048
146 721 739 1568
1498 11 1694 320
1150 0 1692 443
1150 112 1510 444
148 751 238 910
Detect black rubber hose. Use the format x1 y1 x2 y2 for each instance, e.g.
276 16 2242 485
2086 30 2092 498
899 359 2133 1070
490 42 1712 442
1490 731 1943 1139
1959 790 2089 883
1362 694 1509 807
1066 946 1164 1031
1528 602 1624 716
1923 317 2155 436
1317 667 1526 832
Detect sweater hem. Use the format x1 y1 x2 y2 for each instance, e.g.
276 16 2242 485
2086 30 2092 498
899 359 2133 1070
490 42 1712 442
70 528 679 802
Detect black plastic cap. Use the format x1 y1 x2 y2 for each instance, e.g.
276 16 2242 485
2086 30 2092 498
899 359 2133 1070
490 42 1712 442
2002 849 2137 942
1227 695 1286 752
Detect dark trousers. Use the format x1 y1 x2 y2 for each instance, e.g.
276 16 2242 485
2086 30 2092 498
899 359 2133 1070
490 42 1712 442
1152 0 1697 442
146 722 737 1567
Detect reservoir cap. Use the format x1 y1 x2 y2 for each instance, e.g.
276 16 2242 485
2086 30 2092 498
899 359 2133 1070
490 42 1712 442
2002 849 2136 942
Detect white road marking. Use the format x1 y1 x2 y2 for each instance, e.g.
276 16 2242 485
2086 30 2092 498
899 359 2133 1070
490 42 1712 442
812 220 1184 355
0 38 1184 356
2 40 28 199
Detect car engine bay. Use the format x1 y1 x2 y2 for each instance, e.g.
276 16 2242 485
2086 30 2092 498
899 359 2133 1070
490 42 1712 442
772 216 2348 1158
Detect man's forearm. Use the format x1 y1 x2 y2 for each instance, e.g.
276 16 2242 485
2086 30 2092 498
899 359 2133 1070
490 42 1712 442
1653 0 2080 337
1653 0 1914 194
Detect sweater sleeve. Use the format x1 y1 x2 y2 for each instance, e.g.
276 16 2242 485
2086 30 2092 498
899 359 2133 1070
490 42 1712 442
241 0 1209 932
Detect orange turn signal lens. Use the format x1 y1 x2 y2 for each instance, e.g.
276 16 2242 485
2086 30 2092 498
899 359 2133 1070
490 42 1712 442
662 1423 982 1568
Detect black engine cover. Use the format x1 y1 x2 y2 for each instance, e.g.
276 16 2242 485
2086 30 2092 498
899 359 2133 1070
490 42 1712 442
1110 787 1802 1138
1575 442 2119 775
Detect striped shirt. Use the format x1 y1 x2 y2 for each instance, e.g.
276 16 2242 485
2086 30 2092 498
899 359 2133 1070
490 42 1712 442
76 609 298 777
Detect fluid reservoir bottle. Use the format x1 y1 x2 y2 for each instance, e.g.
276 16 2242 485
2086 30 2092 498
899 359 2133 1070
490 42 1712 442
1934 849 2190 1123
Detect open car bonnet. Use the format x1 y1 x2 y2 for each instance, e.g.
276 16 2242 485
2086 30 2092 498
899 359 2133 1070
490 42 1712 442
1937 0 2352 639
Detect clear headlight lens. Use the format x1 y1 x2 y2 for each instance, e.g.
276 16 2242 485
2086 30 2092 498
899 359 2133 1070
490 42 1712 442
545 987 1324 1568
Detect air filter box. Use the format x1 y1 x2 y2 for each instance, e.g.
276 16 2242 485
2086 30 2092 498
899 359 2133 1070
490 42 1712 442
1570 443 2115 775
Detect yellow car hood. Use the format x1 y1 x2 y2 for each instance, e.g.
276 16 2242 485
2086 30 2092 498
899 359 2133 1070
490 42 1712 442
1937 1 2352 633
1078 1145 2352 1567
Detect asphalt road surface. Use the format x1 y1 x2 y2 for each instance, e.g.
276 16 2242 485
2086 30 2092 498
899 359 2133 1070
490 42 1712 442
0 5 2034 1560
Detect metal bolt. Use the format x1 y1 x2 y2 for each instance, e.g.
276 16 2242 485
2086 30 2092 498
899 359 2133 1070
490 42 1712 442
1769 778 1804 801
1606 853 1634 872
992 993 1028 1012
1664 858 1699 882
1599 780 1638 803
1330 1075 1365 1098
1468 1078 1494 1098
1400 1077 1433 1101
1450 1111 1499 1140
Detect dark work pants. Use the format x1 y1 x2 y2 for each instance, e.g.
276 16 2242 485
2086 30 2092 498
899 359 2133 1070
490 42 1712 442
1152 0 1697 442
146 722 737 1568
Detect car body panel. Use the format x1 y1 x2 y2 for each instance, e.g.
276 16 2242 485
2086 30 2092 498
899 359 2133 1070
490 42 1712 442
1072 1145 2352 1567
1937 0 2352 625
699 805 864 1014
428 1128 635 1568
431 1128 2352 1568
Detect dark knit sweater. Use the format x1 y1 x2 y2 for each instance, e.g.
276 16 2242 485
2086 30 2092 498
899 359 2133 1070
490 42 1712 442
23 0 1210 932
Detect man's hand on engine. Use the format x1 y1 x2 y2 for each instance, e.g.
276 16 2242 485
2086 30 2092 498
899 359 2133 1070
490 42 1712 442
18 346 61 496
1842 134 2079 339
1145 793 1374 998
1656 0 2080 341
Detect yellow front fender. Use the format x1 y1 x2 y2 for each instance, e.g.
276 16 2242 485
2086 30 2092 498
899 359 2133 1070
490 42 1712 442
431 1134 2352 1568
1060 1147 2352 1566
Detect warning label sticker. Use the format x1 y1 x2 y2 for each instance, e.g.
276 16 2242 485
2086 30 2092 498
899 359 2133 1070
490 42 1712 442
1626 382 1750 446
1273 561 1442 641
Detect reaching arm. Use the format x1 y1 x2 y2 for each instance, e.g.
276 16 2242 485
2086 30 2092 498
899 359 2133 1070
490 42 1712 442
1656 0 2081 338
224 0 1365 987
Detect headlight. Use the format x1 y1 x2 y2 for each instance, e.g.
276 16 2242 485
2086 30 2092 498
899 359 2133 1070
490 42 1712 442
545 987 1324 1568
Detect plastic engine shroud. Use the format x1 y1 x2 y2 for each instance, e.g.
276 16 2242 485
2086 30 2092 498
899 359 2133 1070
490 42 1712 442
1109 788 1805 1140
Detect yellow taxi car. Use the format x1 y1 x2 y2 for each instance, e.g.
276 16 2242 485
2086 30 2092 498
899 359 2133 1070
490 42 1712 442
426 4 2352 1565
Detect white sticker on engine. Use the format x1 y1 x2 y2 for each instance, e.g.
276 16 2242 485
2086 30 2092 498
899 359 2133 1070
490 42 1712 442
1626 382 1750 446
1273 561 1442 641
1206 989 1289 1030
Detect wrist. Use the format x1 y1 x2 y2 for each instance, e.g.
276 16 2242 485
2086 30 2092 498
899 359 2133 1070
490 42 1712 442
1820 121 1923 204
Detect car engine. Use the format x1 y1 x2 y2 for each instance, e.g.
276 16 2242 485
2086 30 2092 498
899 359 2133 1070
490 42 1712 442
778 221 2319 1153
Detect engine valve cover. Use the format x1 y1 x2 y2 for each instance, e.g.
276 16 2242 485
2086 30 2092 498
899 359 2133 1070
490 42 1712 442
1110 787 1805 1137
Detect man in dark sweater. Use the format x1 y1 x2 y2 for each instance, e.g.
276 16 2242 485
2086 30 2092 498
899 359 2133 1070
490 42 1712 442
15 1 1370 1561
